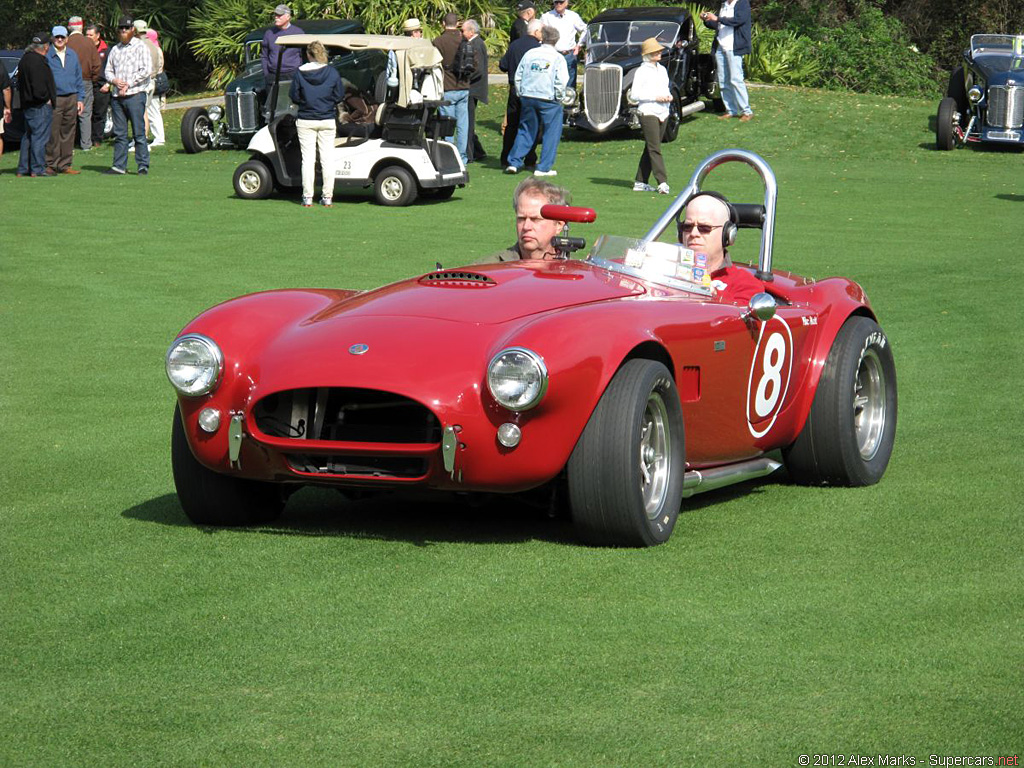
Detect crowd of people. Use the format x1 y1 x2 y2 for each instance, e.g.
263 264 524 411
12 14 167 177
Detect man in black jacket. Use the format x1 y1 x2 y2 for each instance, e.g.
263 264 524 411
510 1 536 43
17 33 57 177
463 19 488 162
499 19 541 167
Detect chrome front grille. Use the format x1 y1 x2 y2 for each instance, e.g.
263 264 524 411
225 90 260 132
986 85 1024 129
583 64 622 129
253 387 442 445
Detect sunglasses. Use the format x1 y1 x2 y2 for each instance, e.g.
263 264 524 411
679 222 724 235
53 35 66 39
118 25 132 30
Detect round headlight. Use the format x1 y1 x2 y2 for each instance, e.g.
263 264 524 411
968 86 983 104
487 347 548 412
207 104 223 121
166 334 224 396
561 89 578 107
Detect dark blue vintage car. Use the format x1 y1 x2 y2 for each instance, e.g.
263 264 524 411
937 34 1024 150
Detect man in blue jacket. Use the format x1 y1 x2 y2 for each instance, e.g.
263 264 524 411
499 19 541 167
45 25 85 174
261 5 305 81
702 0 754 121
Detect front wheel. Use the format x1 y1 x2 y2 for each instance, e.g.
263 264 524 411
181 106 214 153
567 359 686 547
373 165 418 206
233 159 273 200
936 97 960 151
171 405 284 526
784 317 897 486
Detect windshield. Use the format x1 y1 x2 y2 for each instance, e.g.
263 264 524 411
970 34 1024 56
586 235 713 296
2 55 19 76
586 21 680 63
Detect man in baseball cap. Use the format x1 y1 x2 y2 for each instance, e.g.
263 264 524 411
44 24 85 174
511 1 536 42
262 5 304 80
16 32 57 176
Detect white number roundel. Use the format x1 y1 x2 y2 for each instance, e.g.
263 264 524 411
746 317 793 438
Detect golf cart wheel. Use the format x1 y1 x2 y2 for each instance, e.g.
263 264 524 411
373 165 418 207
936 97 959 151
784 317 897 487
567 359 686 547
181 106 214 153
233 160 273 200
171 405 284 526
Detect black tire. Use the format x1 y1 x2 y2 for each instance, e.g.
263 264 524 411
421 186 456 200
373 165 418 206
946 66 969 114
936 96 958 151
171 405 284 526
784 316 897 487
567 359 686 547
181 106 214 153
233 159 273 200
663 113 680 143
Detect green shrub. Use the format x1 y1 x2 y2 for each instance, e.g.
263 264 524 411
747 27 821 86
812 0 940 97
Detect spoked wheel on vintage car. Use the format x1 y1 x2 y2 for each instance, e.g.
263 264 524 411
181 106 215 154
232 159 274 200
567 359 686 547
784 316 897 486
171 405 285 526
373 165 418 206
935 97 963 151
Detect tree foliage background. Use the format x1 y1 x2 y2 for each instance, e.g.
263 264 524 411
1 0 1020 95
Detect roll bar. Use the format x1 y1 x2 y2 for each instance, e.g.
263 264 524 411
640 148 778 281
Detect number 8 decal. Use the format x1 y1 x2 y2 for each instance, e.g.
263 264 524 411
746 316 793 438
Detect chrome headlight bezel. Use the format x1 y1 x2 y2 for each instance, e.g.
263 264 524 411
207 104 224 121
486 347 548 412
166 333 224 397
967 85 983 104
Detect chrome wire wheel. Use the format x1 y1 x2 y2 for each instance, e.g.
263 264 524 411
639 391 671 519
238 169 262 195
854 348 886 461
381 175 404 202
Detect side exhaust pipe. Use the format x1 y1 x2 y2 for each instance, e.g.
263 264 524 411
681 457 782 498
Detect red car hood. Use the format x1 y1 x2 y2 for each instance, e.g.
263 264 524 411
310 260 648 324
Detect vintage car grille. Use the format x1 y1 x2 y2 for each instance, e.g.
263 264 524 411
253 387 442 444
584 64 623 129
225 90 260 133
986 85 1024 129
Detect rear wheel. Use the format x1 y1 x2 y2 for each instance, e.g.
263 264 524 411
373 165 418 206
233 159 273 200
421 185 456 200
567 360 685 547
181 106 214 153
784 317 897 486
171 405 284 526
936 96 958 151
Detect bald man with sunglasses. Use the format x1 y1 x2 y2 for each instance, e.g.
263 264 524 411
678 192 761 304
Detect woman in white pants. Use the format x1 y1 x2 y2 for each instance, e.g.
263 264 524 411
289 41 346 207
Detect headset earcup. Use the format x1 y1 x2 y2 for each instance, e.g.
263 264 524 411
722 221 737 248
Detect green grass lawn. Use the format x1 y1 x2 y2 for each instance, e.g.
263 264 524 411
2 85 1022 765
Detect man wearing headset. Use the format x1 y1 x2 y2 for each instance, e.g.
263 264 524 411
678 191 762 304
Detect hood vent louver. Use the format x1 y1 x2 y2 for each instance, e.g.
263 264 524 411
419 271 497 288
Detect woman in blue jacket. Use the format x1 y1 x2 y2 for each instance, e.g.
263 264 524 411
289 41 345 207
701 0 754 121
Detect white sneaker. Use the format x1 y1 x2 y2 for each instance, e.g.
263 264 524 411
301 197 313 208
504 165 519 174
149 141 165 147
633 182 654 192
534 169 557 177
657 182 671 195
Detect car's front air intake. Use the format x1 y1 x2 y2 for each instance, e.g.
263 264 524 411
987 85 1024 129
225 90 260 132
584 64 623 129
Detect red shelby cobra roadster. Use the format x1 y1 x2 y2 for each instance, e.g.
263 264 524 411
166 149 897 546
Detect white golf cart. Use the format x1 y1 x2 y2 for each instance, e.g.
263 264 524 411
232 34 468 206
